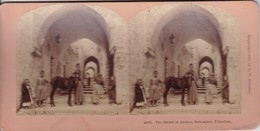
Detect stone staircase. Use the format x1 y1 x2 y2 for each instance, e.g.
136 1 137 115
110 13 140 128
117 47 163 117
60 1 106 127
197 85 221 94
84 85 93 94
58 85 107 95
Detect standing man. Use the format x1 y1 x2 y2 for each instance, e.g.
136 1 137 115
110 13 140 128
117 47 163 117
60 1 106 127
181 63 196 106
74 63 85 105
222 75 232 104
186 64 195 77
201 73 205 86
108 75 116 104
222 46 229 76
36 70 47 107
75 63 82 78
149 70 160 107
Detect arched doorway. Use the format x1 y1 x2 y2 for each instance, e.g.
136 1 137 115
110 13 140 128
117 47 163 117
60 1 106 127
198 56 215 78
84 56 100 76
83 56 100 90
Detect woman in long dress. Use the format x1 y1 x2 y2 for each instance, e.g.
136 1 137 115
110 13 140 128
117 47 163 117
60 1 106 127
74 72 85 105
74 63 85 105
134 79 146 108
187 76 198 105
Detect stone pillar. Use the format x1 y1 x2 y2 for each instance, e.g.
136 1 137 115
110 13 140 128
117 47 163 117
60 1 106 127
227 49 240 104
113 46 129 106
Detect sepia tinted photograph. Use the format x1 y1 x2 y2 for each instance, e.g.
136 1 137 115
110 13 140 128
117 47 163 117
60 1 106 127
16 3 241 115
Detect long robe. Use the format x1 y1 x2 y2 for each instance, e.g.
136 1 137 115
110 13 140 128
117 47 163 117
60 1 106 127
222 80 229 103
74 79 85 104
92 82 103 104
108 79 116 104
187 80 198 104
21 83 33 107
135 83 146 106
205 83 214 103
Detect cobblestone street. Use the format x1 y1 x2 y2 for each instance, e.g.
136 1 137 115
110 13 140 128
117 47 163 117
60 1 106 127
130 93 240 115
17 94 128 115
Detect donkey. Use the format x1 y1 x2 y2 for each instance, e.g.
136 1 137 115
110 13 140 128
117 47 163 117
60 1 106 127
163 76 190 106
50 76 77 107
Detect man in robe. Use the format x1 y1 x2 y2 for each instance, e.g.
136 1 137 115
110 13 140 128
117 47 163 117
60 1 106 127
108 75 116 104
222 75 233 104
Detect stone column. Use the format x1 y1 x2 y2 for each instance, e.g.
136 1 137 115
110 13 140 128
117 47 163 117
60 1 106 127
113 46 129 106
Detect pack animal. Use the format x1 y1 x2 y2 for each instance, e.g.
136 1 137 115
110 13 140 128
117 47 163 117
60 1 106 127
163 76 190 106
50 76 77 107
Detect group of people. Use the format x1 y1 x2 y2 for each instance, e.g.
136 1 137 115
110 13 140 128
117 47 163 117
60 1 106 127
20 70 50 109
20 63 117 109
134 63 232 109
74 63 117 105
134 71 163 108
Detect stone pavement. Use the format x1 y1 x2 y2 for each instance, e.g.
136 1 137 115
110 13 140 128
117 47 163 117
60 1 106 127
17 92 240 115
130 93 241 115
17 94 128 115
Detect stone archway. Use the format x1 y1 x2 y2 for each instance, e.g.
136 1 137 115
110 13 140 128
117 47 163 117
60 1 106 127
198 56 215 77
83 56 100 88
129 4 240 109
16 4 129 109
84 56 100 76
